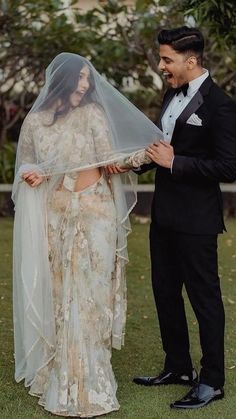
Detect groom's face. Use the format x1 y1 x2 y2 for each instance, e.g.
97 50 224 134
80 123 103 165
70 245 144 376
158 44 190 88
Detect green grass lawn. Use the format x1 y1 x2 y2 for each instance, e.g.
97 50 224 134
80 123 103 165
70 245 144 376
0 217 236 419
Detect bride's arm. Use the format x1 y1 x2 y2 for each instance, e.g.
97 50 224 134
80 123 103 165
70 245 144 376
105 149 153 175
118 149 152 168
91 105 152 173
91 104 113 162
17 116 44 187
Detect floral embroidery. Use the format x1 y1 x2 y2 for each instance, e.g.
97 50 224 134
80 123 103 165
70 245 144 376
22 104 148 417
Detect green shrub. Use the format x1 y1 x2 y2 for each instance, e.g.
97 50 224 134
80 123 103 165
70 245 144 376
0 142 16 184
138 170 155 184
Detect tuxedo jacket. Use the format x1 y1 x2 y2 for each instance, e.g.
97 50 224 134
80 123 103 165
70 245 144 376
139 75 236 234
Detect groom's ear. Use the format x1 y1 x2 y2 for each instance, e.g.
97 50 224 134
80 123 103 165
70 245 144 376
187 55 198 70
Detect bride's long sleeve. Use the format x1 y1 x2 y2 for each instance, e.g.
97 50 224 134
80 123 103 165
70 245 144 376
17 116 36 167
91 104 113 162
118 149 152 169
90 104 152 168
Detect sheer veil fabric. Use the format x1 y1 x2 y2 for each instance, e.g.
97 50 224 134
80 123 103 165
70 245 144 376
12 52 163 413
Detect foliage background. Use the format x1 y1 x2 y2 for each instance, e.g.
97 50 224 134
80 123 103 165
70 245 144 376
0 0 236 184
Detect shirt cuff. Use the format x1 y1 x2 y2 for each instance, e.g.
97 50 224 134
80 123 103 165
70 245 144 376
170 156 175 174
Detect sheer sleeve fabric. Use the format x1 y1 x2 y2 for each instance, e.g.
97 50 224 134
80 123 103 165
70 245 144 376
17 116 36 166
90 105 152 169
121 149 152 168
90 104 113 161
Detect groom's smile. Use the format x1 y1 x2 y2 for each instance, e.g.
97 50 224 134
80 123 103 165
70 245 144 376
158 44 191 88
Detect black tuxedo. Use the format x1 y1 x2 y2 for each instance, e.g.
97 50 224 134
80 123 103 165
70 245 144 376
139 76 236 387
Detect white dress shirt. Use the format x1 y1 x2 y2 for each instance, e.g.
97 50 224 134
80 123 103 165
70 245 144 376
161 69 209 143
134 70 209 172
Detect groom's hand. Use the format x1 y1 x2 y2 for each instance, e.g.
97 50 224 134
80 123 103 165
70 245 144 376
146 140 174 169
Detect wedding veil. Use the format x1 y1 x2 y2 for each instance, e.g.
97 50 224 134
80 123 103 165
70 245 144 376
12 52 163 387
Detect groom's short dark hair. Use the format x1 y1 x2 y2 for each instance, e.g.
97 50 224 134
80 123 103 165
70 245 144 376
157 26 204 64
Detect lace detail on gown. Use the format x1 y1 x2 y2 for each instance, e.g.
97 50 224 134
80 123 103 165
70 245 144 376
118 149 152 168
14 103 147 417
30 177 120 417
17 105 123 417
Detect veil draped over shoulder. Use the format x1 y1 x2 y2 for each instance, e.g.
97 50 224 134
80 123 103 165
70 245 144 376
12 53 163 387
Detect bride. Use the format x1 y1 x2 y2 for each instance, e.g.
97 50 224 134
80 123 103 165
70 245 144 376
12 52 162 417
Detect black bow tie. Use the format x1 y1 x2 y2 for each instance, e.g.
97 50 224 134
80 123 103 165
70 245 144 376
175 83 189 97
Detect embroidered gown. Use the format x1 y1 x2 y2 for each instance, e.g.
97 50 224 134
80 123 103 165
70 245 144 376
14 103 150 417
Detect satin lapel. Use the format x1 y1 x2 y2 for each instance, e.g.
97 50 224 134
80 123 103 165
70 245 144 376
158 89 176 130
171 90 204 141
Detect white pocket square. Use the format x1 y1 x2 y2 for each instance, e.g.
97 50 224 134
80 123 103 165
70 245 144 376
186 113 202 126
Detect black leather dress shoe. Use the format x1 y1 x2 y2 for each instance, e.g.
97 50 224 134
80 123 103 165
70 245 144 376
170 383 224 409
133 368 198 386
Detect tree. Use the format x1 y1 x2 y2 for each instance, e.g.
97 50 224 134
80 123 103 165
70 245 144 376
181 0 236 95
0 0 186 150
0 0 93 146
0 0 235 158
182 0 236 46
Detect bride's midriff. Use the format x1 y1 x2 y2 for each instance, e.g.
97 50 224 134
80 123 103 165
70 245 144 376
74 167 102 192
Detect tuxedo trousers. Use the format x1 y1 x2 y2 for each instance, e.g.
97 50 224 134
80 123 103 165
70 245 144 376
150 223 225 388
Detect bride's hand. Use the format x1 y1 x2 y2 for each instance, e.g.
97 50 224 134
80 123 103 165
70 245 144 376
22 171 44 187
105 164 129 175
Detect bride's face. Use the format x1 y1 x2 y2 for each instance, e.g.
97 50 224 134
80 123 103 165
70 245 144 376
69 65 90 108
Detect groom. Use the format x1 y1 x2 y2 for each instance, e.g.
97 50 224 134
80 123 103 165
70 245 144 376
113 26 236 409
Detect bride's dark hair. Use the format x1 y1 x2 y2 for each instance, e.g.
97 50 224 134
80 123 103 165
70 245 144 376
38 54 95 124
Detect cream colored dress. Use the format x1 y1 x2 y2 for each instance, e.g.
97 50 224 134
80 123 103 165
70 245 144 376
16 104 150 417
